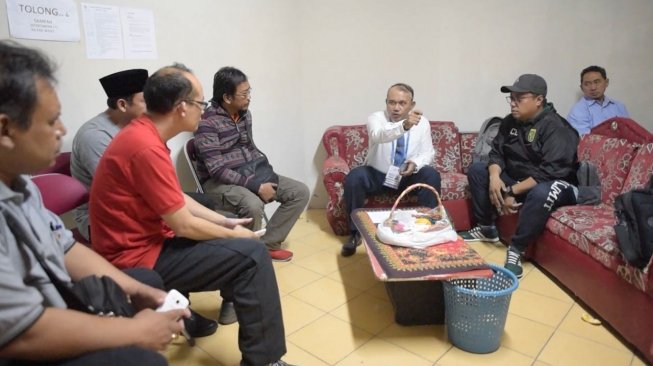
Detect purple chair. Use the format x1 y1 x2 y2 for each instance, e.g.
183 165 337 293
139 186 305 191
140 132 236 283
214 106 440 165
31 173 90 245
34 151 72 176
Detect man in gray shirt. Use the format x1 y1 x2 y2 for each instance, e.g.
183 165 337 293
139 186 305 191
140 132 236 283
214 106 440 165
71 69 148 240
0 40 186 366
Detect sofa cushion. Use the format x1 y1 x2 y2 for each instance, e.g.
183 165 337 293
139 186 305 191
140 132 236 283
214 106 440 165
622 142 653 192
340 125 369 169
460 133 477 174
577 135 637 204
548 204 619 263
429 122 461 173
441 172 470 200
548 205 651 293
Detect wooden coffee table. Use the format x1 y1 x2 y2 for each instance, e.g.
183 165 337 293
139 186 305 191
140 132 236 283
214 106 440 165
352 208 492 325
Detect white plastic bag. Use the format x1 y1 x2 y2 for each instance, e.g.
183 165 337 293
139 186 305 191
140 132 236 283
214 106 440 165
376 211 457 248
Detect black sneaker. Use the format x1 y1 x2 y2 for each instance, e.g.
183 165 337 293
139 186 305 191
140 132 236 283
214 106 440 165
218 300 237 325
184 309 218 338
341 233 360 257
504 247 523 279
460 225 500 243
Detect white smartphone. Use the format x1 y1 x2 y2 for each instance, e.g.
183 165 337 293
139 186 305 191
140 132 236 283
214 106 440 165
254 228 266 237
156 289 189 312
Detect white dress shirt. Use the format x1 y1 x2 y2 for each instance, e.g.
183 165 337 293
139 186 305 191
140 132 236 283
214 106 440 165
365 110 435 174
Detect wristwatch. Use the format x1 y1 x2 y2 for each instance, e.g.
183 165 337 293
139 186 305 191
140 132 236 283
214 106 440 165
504 185 515 197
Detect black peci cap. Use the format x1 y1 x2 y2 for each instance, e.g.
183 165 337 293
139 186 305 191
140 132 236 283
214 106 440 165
99 69 148 98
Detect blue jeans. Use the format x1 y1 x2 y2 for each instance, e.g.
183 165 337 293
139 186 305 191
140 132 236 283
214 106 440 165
344 165 442 233
467 162 577 252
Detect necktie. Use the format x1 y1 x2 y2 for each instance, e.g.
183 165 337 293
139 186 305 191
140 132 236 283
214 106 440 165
394 135 406 166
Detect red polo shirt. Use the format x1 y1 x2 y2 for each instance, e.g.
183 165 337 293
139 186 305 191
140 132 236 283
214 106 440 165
90 116 185 269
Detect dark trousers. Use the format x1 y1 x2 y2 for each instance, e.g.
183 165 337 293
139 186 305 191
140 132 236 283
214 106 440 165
344 165 442 233
13 346 167 366
123 267 165 290
467 162 577 252
154 237 285 366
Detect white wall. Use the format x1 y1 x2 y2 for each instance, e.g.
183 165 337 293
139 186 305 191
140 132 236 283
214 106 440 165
0 0 302 192
2 0 652 209
300 0 653 207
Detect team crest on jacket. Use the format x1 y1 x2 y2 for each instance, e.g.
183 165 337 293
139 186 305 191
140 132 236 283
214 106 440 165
528 128 537 142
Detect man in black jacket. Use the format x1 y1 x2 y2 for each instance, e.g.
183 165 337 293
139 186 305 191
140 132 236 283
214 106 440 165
460 74 579 278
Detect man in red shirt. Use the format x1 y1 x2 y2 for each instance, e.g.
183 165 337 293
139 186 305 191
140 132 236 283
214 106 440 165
90 64 290 366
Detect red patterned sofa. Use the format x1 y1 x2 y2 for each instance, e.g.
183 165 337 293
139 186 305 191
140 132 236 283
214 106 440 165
322 118 653 362
321 121 477 235
496 118 653 363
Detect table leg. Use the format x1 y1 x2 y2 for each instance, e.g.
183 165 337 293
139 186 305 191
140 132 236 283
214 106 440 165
384 280 445 325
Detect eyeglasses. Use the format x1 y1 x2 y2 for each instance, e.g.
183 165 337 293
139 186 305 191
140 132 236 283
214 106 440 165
185 99 210 111
505 95 536 105
235 88 252 99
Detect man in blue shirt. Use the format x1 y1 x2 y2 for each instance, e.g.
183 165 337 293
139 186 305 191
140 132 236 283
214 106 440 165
567 65 629 135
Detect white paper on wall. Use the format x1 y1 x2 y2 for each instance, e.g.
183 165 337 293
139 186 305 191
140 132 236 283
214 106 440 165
5 0 80 41
81 3 123 59
120 7 157 59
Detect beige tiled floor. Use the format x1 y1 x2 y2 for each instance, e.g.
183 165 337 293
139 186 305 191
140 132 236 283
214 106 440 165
165 209 647 366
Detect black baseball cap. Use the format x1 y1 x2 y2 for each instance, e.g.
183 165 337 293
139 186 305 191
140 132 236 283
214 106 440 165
99 69 148 98
500 74 547 97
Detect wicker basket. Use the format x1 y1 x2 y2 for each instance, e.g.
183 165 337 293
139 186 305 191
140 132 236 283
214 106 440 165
443 264 519 353
376 183 457 248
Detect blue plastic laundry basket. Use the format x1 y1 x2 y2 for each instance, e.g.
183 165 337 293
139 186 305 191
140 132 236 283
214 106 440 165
443 264 519 353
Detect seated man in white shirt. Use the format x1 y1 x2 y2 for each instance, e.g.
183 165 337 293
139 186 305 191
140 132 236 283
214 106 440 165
341 83 441 256
567 65 629 135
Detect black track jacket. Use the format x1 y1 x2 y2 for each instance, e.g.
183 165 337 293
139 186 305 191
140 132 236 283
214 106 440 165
488 104 580 185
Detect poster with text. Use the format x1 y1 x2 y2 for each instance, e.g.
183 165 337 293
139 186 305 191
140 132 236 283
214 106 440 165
81 3 123 59
5 0 80 41
121 7 157 59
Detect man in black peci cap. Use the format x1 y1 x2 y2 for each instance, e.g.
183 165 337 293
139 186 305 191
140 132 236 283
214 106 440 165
71 68 149 241
459 74 580 279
